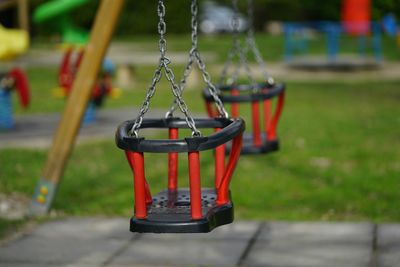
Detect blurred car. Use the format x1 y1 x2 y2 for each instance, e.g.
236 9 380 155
200 1 248 34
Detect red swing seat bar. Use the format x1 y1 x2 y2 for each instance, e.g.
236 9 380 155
116 117 245 233
203 82 285 155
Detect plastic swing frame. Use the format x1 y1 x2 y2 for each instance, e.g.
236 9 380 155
203 82 285 155
116 117 244 233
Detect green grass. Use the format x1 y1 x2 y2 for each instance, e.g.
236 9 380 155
2 80 400 222
0 219 25 240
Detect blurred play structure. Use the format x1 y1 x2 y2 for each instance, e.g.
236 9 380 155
0 3 30 130
33 0 90 44
55 47 117 124
33 0 118 125
0 0 29 31
381 13 400 48
284 0 383 69
0 24 29 60
30 0 124 216
0 68 30 130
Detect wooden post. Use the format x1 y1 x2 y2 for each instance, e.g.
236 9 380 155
0 0 29 31
30 0 125 215
17 0 29 32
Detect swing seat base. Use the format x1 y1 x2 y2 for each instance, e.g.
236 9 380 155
130 188 233 233
226 132 279 155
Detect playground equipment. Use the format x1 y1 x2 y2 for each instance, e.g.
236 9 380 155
0 68 30 130
33 0 91 44
0 0 29 32
56 47 116 124
203 0 285 155
30 0 124 215
116 0 244 233
342 0 370 35
34 0 117 124
0 24 29 60
284 0 382 68
283 22 382 64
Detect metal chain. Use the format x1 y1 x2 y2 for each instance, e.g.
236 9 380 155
245 0 274 85
218 0 241 85
130 0 200 137
166 0 228 118
194 50 228 117
219 0 256 88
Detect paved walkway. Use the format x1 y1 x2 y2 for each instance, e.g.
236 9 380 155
0 218 399 267
2 42 400 83
0 108 166 149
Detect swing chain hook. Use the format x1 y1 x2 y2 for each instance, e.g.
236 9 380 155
166 0 228 119
130 0 201 137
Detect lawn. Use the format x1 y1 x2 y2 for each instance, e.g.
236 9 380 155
2 67 400 223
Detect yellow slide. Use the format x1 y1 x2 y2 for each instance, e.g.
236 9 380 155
0 24 29 60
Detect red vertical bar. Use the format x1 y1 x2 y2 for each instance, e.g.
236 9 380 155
268 90 285 140
74 49 85 71
59 49 73 90
168 128 179 191
252 101 262 147
205 101 218 117
263 99 271 141
144 181 152 204
231 89 240 118
214 128 225 189
125 151 147 219
188 152 202 219
217 134 243 205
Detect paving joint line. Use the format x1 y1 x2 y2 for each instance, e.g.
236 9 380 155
369 223 379 267
236 221 265 266
101 233 142 267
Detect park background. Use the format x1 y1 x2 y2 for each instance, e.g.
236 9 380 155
0 0 399 244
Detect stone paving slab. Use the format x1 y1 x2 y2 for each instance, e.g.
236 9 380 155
377 224 400 267
0 218 133 266
242 222 374 267
109 221 260 267
1 218 400 267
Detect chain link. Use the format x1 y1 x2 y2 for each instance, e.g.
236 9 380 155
166 0 228 118
130 0 200 137
245 0 274 84
219 0 257 88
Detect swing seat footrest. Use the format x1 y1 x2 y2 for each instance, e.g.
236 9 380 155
130 188 233 233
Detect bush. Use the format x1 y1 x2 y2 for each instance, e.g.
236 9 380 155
2 0 399 36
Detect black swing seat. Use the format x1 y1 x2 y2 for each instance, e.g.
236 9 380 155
203 82 285 103
116 117 245 233
203 82 285 155
131 188 233 233
226 132 279 155
116 117 244 153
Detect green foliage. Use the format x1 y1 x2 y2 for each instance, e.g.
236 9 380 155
0 219 24 239
25 0 400 36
